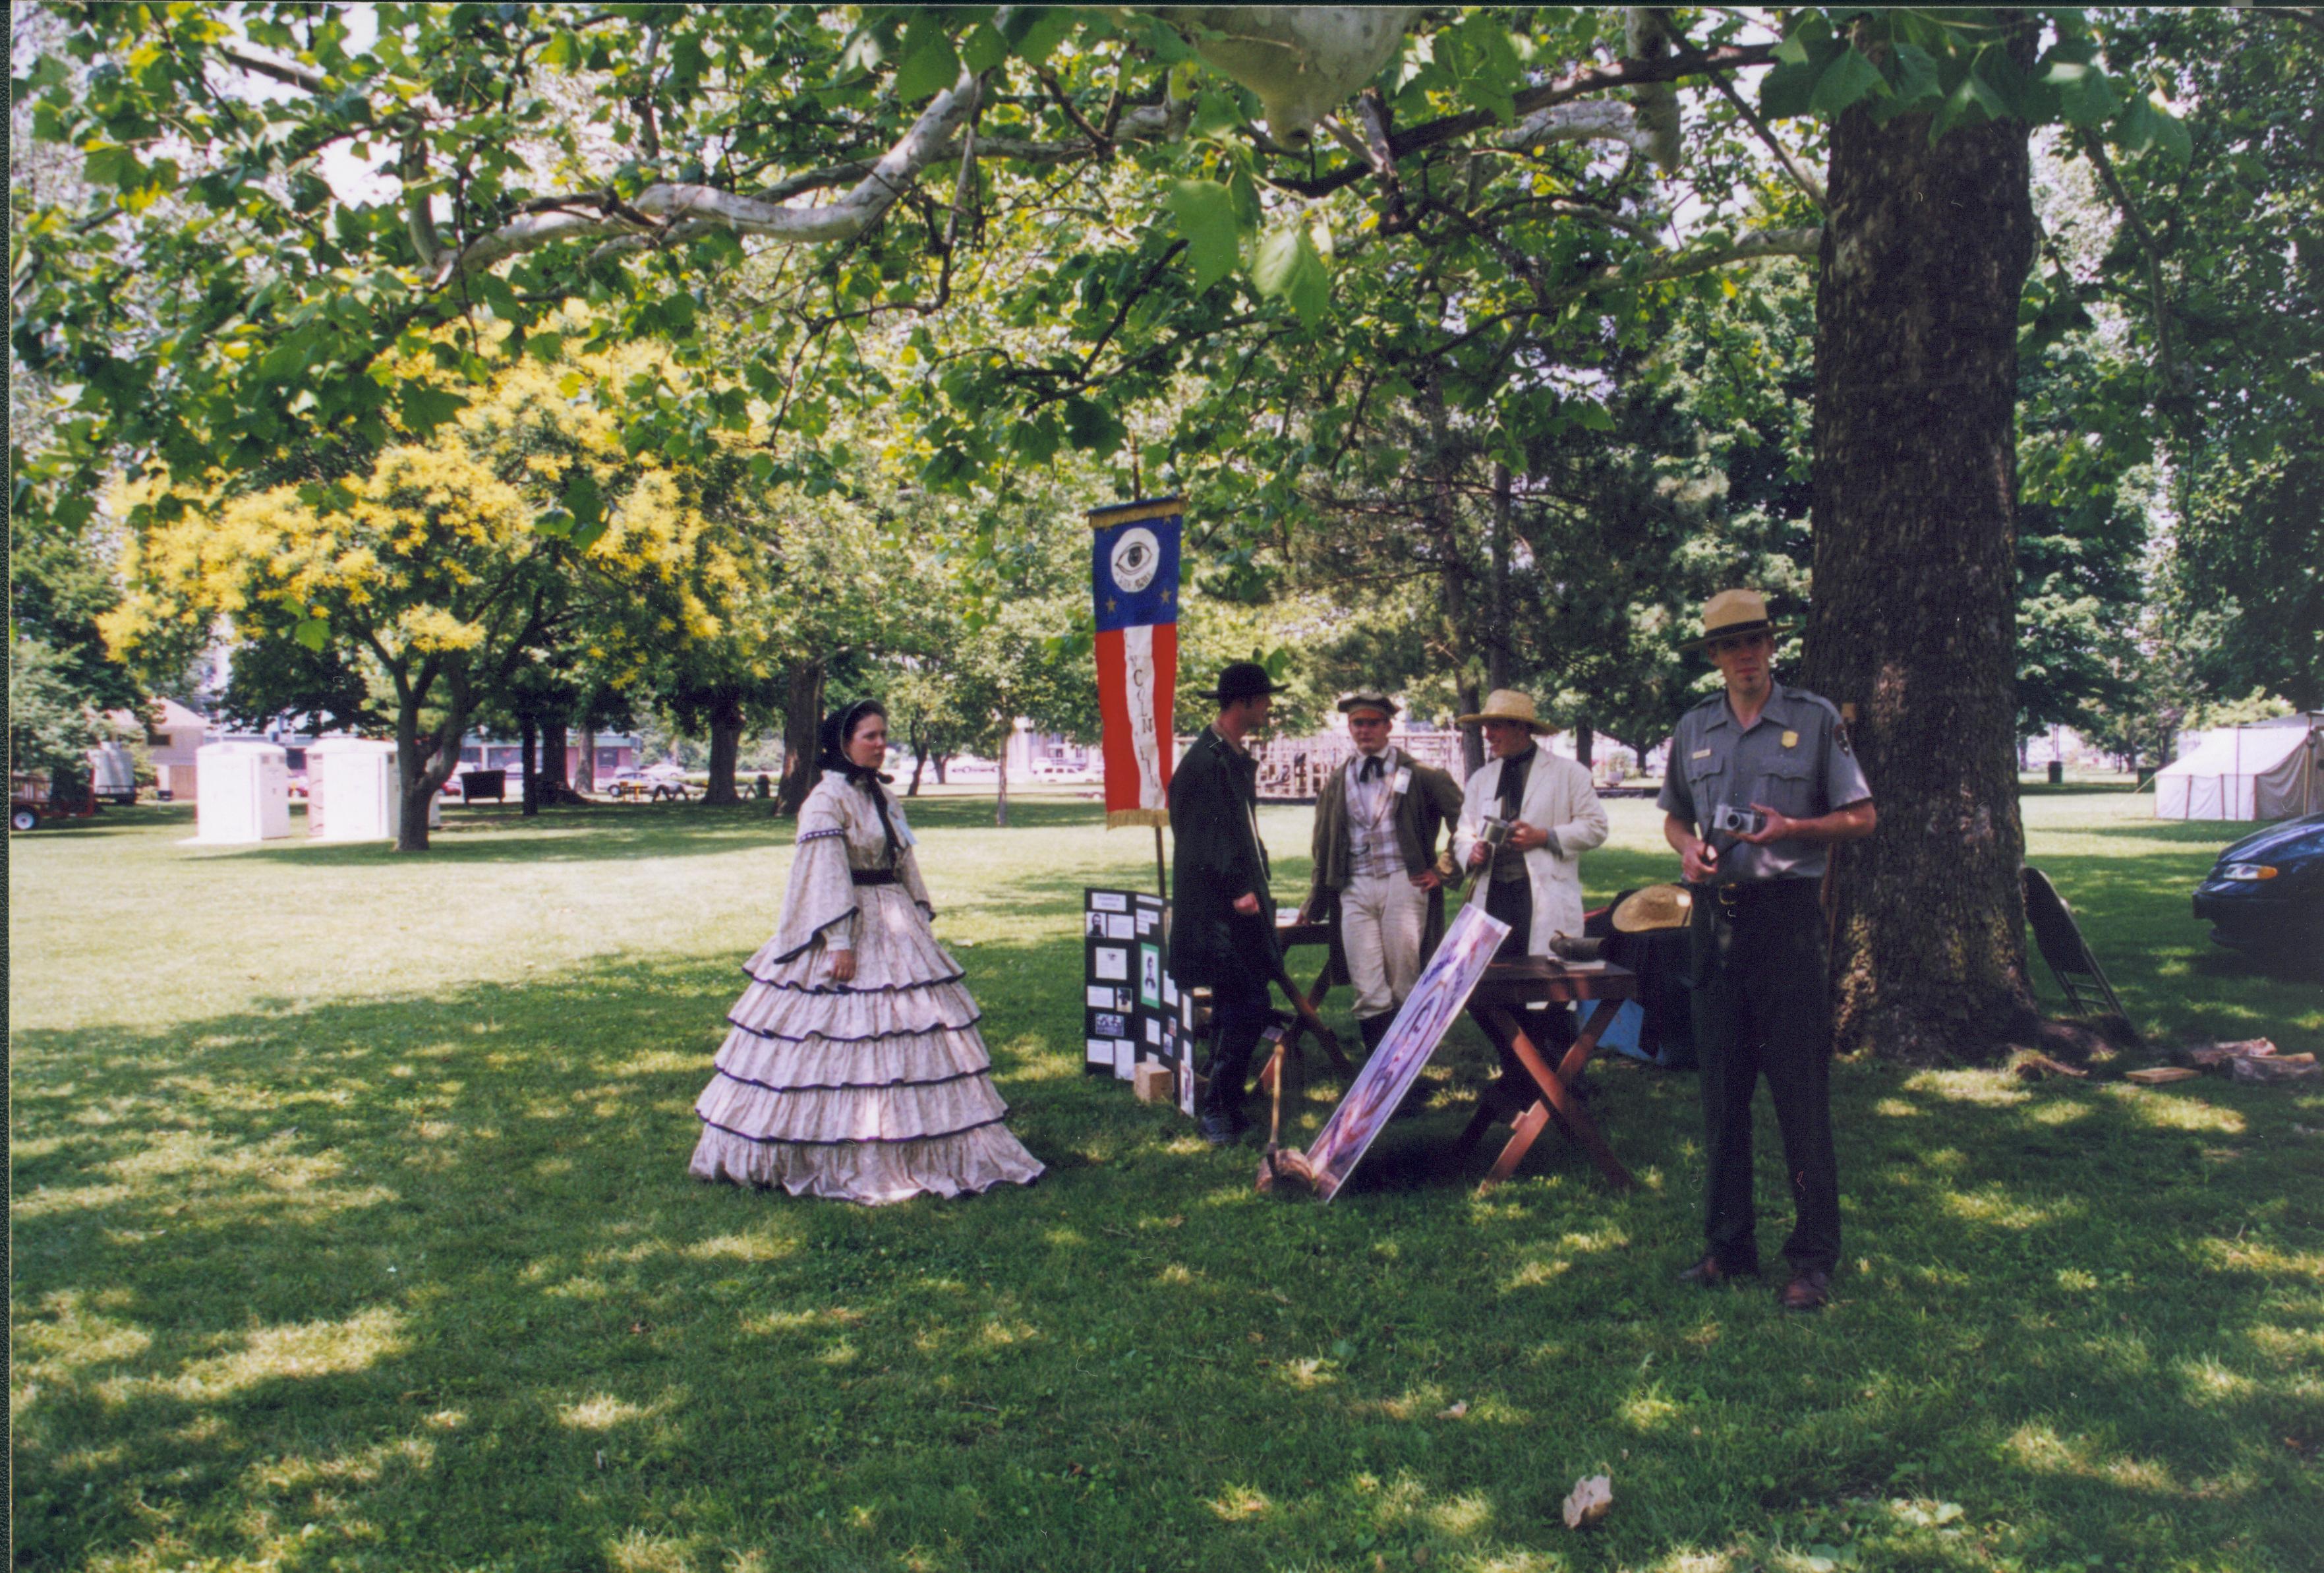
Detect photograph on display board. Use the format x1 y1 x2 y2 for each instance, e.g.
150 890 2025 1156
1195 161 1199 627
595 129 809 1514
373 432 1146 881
1139 944 1161 1010
1302 905 1512 1201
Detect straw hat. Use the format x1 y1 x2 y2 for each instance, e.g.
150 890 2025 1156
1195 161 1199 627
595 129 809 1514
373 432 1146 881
1681 588 1801 651
1456 689 1553 734
1612 884 1693 934
1337 690 1398 719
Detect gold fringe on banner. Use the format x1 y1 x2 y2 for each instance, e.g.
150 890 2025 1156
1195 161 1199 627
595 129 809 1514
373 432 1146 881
1107 808 1171 829
1085 496 1184 528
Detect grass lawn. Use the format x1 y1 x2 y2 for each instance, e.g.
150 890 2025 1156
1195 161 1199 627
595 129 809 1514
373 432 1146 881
10 790 2321 1572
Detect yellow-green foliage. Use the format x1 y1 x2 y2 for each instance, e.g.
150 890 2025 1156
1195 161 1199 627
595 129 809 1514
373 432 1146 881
102 327 757 691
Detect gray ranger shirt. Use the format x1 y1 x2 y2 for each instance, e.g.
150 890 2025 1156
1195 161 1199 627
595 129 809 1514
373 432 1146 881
1657 680 1873 883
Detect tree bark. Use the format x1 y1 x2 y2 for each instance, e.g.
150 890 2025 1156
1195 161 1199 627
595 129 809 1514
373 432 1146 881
1798 32 2042 1063
576 723 596 795
1487 460 1511 692
1457 678 1484 777
995 723 1010 828
703 689 745 805
520 718 538 817
907 719 929 797
776 660 825 816
540 719 569 800
394 697 464 852
1573 721 1594 769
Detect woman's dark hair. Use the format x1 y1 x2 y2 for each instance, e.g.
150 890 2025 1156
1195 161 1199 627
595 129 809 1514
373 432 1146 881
816 699 888 775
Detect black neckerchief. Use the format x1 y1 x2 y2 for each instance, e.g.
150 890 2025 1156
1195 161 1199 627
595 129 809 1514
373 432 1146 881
842 762 902 865
1495 744 1537 821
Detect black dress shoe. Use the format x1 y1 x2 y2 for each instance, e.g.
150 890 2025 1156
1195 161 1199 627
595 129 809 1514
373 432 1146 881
1778 1269 1832 1311
1677 1254 1760 1286
1198 1109 1243 1147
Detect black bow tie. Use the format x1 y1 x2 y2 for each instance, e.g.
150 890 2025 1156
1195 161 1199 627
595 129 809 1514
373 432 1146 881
1360 756 1384 781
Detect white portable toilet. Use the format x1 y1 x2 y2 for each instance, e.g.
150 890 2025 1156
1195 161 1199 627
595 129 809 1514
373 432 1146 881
308 738 398 841
194 740 291 843
307 739 440 840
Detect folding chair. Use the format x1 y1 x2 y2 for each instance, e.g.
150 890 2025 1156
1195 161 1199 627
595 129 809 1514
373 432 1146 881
2023 866 2139 1041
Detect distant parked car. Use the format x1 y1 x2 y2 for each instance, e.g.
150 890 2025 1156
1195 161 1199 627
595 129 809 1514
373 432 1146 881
2192 812 2324 961
606 769 691 802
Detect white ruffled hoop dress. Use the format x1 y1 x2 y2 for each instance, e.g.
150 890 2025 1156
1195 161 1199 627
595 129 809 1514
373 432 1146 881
689 771 1045 1204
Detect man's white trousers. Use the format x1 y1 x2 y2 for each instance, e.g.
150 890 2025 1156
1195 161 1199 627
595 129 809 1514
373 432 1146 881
1341 871 1428 1019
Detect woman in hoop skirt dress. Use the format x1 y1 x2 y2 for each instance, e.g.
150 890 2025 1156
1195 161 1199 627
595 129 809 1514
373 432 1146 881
689 699 1044 1204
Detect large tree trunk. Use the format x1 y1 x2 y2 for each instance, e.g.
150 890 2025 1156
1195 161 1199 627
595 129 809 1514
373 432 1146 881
576 723 596 795
520 718 539 817
539 719 569 802
776 660 825 816
395 701 463 852
1799 35 2042 1063
1573 721 1594 769
703 690 745 806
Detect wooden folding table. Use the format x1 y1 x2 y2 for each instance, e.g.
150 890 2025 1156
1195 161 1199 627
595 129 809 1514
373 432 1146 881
1451 957 1639 1192
1273 916 1356 1077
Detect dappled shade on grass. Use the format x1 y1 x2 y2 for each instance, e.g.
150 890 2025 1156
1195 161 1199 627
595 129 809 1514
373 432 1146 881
10 794 2320 1570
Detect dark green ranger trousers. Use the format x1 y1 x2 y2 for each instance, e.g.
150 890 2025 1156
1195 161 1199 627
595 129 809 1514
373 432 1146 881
1689 878 1841 1274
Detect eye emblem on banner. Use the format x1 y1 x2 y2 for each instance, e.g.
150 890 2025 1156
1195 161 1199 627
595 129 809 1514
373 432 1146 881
1110 527 1161 593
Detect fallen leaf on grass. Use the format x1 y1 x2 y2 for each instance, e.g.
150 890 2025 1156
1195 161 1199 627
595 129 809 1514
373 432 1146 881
1562 1473 1612 1529
1438 1400 1468 1419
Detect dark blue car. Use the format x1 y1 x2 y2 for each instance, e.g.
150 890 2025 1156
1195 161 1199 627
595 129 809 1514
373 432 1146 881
2191 811 2324 960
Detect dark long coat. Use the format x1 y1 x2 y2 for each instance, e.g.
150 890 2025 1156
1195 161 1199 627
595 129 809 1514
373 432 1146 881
1166 727 1281 990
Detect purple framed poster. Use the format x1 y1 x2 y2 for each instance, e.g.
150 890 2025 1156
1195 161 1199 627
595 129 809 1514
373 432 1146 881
1302 903 1512 1201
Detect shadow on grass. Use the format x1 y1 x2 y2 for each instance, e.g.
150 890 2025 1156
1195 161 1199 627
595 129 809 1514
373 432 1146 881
14 903 2323 1571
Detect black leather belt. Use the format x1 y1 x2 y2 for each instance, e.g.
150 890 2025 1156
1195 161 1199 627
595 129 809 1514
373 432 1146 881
850 869 899 887
1705 878 1818 914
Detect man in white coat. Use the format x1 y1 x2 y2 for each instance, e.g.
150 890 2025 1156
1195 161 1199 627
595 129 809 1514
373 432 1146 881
1454 688 1611 962
1453 689 1610 1106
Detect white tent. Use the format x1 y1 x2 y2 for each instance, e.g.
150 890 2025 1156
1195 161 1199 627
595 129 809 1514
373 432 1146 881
2154 717 2322 821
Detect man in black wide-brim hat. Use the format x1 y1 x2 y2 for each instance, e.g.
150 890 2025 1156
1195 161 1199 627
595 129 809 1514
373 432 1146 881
1168 660 1283 1146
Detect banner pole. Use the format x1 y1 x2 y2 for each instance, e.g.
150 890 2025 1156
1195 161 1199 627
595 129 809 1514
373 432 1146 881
1153 824 1167 901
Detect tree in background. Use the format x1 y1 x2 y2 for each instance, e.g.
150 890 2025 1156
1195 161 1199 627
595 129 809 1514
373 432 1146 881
8 635 115 803
24 5 2262 1058
2084 9 2323 714
102 336 752 848
212 636 388 738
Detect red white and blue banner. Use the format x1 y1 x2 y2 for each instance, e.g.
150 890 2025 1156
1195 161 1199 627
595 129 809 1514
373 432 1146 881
1088 497 1182 829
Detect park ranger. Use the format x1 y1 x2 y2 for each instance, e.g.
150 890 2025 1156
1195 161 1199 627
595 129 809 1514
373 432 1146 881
1659 589 1876 1313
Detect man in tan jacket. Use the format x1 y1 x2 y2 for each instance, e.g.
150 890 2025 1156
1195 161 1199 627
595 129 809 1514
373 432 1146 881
1297 693 1465 1054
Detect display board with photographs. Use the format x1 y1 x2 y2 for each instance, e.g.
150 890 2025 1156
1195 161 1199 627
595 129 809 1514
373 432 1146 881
1084 890 1184 1098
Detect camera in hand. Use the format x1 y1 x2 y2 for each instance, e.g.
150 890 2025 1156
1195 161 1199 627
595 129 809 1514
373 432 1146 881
1711 802 1765 838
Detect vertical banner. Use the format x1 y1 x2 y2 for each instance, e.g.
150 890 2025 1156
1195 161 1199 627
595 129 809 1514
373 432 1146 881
1088 498 1182 829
